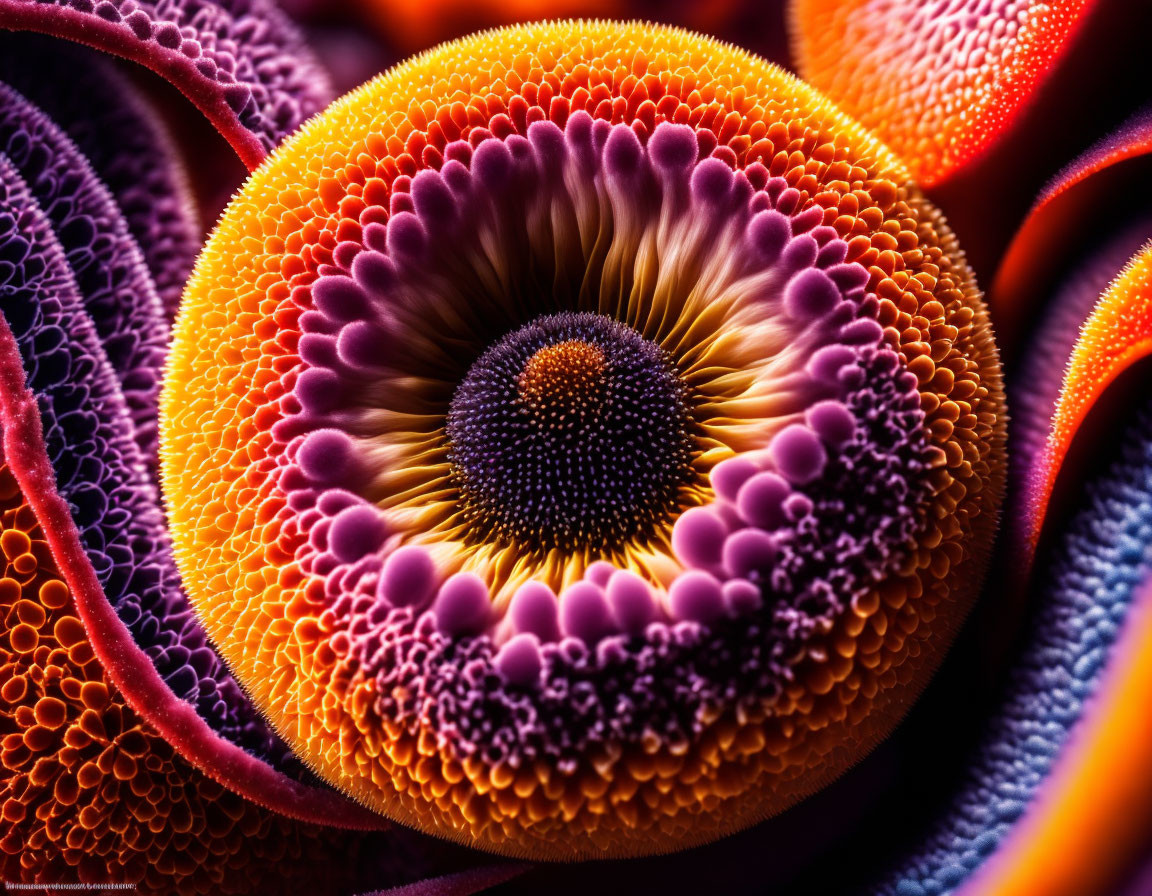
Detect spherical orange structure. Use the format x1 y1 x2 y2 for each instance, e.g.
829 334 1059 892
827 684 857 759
160 21 1005 858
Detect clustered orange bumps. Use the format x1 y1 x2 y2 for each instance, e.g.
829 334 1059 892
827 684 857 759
792 0 1094 185
162 22 1005 856
0 454 346 893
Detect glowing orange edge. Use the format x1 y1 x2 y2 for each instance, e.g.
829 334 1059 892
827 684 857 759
1020 244 1152 566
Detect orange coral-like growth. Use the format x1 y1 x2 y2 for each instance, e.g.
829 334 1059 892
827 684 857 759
0 452 350 894
792 0 1095 185
1023 243 1152 558
161 21 1004 857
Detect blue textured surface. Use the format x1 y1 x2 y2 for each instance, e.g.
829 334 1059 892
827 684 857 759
878 404 1152 896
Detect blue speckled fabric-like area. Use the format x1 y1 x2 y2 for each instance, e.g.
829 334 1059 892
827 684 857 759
0 151 303 776
879 403 1152 896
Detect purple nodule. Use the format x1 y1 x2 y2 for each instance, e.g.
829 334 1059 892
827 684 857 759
312 275 370 322
495 633 543 686
671 506 728 569
668 570 726 624
748 210 792 266
300 310 338 335
351 250 396 294
784 268 841 319
710 456 760 503
308 518 332 553
806 399 857 447
815 239 849 267
471 137 514 187
317 489 361 516
784 492 815 522
433 572 492 637
807 344 857 383
722 528 778 579
444 140 472 165
527 120 567 173
585 560 617 588
722 578 763 615
689 157 734 204
603 124 643 179
648 122 698 173
410 169 457 226
328 505 388 564
790 205 825 235
605 569 657 635
736 470 792 529
779 233 819 273
297 428 359 485
509 580 561 642
298 333 339 368
560 581 616 644
380 200 408 229
840 318 885 346
378 546 438 609
337 320 390 371
385 211 426 259
294 367 343 415
440 159 471 194
827 262 871 291
769 424 828 485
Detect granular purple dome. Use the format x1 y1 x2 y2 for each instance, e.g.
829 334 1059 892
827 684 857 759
447 311 697 555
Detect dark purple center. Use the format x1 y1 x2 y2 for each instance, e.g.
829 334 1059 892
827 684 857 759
446 312 696 554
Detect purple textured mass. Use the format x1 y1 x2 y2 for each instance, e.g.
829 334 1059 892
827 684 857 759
0 138 299 775
446 311 697 555
0 37 199 320
0 0 334 165
0 80 168 469
270 115 939 772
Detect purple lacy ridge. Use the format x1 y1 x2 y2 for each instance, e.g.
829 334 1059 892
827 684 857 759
0 153 381 828
0 153 320 784
0 36 200 321
0 0 333 170
265 116 938 771
0 79 168 468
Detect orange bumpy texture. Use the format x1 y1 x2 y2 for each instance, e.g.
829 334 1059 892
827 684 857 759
792 0 1094 185
0 455 354 893
161 21 1005 857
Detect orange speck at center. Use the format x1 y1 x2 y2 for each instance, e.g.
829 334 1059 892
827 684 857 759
518 339 607 422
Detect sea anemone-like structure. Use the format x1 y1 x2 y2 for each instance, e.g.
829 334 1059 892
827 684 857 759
160 20 1006 858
